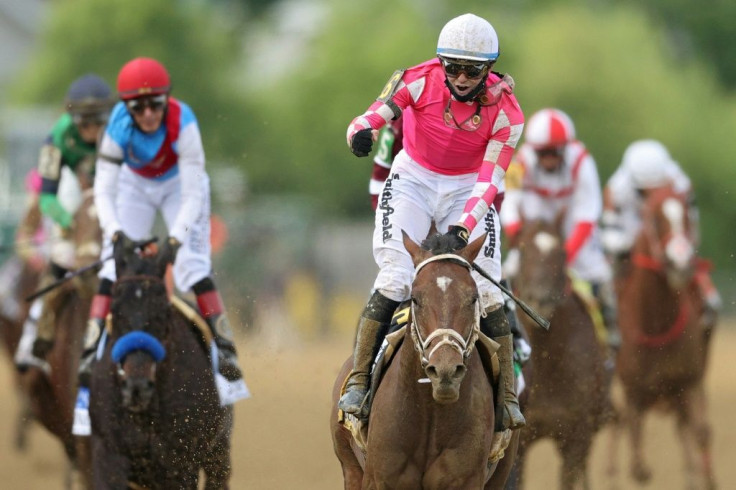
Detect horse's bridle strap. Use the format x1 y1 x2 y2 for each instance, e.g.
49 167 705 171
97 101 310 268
414 253 472 278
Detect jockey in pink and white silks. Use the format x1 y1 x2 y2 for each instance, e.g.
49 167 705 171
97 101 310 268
77 58 244 399
500 108 620 349
339 13 526 432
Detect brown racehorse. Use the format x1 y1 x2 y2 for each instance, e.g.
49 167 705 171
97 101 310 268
510 218 610 490
331 232 516 489
20 189 100 488
0 257 42 451
88 242 233 489
611 186 715 489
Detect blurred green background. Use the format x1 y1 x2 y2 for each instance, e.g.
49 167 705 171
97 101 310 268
1 0 734 332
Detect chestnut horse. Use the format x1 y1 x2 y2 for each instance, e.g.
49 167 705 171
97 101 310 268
88 242 232 489
611 186 715 489
331 232 516 489
20 189 100 487
510 218 610 490
0 257 41 451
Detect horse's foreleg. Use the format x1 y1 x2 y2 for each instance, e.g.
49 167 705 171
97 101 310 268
626 404 651 484
677 384 716 490
604 404 623 485
202 430 232 490
557 434 592 490
13 389 33 452
90 436 129 490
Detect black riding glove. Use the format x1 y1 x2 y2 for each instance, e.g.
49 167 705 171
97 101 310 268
350 128 374 157
158 236 182 266
445 224 470 250
112 230 135 263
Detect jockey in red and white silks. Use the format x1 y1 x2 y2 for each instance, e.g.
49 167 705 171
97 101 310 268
500 115 611 284
348 59 523 308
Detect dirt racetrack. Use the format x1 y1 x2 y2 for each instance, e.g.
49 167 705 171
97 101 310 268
1 321 735 489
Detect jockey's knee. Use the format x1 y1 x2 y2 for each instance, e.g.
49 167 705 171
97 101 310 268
373 248 413 303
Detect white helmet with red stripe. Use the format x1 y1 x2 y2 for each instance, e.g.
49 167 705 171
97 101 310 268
524 108 576 149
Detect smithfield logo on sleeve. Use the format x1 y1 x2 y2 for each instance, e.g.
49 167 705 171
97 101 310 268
380 173 400 242
483 208 497 258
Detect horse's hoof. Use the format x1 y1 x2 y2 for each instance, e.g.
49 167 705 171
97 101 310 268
631 464 652 483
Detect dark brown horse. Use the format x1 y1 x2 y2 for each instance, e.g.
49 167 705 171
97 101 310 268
510 218 610 490
88 242 233 489
331 232 516 489
20 189 100 487
611 186 715 489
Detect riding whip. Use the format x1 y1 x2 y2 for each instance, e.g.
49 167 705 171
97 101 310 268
25 237 158 302
471 262 550 331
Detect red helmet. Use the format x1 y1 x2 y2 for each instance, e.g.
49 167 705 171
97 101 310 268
524 108 576 150
117 57 171 100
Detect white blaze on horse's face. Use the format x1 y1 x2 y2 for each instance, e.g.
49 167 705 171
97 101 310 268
436 276 453 293
662 198 693 270
533 231 559 256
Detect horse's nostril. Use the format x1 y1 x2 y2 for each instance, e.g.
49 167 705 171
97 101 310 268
454 364 466 378
427 365 438 378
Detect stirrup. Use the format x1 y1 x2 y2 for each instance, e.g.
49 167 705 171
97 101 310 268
504 402 526 430
338 387 368 417
217 350 243 381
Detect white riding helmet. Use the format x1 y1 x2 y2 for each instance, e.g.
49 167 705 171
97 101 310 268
437 13 499 62
524 108 576 149
623 139 673 189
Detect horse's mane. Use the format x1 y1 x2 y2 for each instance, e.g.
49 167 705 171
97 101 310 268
421 233 458 255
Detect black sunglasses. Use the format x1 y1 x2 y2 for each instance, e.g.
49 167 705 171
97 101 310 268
126 94 168 115
439 57 490 79
73 113 109 128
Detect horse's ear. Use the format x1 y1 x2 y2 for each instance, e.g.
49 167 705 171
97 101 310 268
402 230 427 266
460 233 486 263
427 221 439 239
115 247 141 278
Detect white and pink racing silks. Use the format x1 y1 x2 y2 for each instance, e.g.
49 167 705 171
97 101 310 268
347 58 524 233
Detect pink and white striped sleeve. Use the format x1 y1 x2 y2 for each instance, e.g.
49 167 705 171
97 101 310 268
458 100 524 233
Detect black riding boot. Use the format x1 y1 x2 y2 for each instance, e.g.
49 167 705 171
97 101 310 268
205 313 243 381
78 279 113 387
592 281 621 350
194 278 243 381
31 263 68 359
501 278 530 366
338 291 399 418
481 306 526 431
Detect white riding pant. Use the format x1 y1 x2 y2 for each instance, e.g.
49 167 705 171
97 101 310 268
372 151 503 309
98 166 212 292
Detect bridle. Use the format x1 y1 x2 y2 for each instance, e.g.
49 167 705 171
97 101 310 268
410 253 481 368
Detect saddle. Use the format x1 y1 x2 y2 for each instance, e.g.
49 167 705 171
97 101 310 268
569 274 608 347
339 308 501 453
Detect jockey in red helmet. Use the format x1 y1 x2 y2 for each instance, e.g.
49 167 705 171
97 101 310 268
74 58 246 431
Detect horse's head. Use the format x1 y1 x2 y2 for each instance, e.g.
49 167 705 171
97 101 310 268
110 242 170 413
635 186 695 288
515 217 567 319
403 231 485 404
